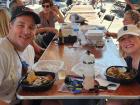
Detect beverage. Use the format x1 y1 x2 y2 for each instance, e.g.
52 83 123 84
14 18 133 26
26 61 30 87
83 76 95 90
58 29 64 45
96 40 104 48
58 70 66 79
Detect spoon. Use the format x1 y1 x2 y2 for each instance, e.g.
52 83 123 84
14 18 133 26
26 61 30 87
98 83 117 90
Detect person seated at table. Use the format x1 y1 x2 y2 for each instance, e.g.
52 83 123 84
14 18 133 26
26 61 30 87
105 10 140 38
0 6 40 104
9 1 46 62
35 0 64 48
0 6 61 105
106 25 140 105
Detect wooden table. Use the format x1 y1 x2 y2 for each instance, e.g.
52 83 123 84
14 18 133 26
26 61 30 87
17 40 140 100
64 4 100 25
65 13 100 25
16 4 140 100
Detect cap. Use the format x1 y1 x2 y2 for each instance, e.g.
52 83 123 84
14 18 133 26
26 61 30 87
11 6 40 24
117 25 140 40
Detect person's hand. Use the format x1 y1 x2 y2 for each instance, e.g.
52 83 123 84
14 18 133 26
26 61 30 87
51 5 59 14
105 31 117 38
105 31 111 37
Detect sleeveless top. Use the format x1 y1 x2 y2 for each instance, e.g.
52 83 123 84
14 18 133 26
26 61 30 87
125 56 140 83
39 11 56 28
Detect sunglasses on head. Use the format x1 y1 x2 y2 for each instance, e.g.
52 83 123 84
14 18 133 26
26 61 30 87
42 4 50 8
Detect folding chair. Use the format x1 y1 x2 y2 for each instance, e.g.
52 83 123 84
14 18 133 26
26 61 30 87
110 0 126 17
97 8 106 18
100 14 115 30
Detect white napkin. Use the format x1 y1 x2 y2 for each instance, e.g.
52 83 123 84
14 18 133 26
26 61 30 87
95 75 120 90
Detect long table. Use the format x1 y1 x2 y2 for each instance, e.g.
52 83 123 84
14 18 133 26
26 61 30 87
16 39 140 100
16 3 140 100
64 13 99 25
68 5 95 13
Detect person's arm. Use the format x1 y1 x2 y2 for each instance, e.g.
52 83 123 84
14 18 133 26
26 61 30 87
0 100 9 105
125 0 137 9
31 40 45 54
51 5 64 23
36 27 58 35
105 31 117 38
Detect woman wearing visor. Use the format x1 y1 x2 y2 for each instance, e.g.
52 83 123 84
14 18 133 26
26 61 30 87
106 25 140 105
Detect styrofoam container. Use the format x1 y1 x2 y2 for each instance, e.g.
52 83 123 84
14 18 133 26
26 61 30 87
61 28 73 37
85 29 104 45
61 23 72 29
32 60 64 73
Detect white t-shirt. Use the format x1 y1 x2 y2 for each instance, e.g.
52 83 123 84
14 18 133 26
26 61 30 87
0 37 35 103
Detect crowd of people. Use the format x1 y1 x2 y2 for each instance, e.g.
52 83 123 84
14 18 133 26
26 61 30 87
0 0 140 105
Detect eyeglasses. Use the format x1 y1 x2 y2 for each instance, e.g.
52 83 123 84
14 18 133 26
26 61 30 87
42 4 50 8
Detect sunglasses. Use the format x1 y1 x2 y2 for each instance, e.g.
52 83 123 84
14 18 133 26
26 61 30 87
42 4 50 8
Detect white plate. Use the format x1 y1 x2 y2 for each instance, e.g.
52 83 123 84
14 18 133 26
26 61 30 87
32 60 64 73
71 63 100 77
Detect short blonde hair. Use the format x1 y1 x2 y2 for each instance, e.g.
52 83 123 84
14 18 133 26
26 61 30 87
125 10 140 24
119 36 140 57
0 8 10 37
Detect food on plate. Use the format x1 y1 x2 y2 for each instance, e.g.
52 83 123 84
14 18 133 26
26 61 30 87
26 71 37 84
25 71 53 86
107 67 136 80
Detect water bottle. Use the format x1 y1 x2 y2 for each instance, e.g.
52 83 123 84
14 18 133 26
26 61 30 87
72 23 79 36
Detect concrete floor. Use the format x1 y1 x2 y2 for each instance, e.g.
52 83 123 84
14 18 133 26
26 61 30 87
93 0 125 33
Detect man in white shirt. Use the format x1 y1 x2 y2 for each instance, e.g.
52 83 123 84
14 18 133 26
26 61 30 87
0 6 40 104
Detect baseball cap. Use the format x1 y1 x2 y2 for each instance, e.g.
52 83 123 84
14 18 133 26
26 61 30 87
117 25 140 40
10 6 40 24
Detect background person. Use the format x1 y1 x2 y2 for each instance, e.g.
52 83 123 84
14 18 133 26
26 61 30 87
105 10 140 38
9 0 45 62
37 0 64 34
0 8 10 37
35 0 64 48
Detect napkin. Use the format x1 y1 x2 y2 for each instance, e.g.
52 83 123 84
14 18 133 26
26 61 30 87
95 75 120 90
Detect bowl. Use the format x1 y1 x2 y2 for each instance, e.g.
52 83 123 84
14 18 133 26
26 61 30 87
20 71 56 91
105 66 137 84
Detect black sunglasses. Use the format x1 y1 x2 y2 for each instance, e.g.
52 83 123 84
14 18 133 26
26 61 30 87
42 4 50 8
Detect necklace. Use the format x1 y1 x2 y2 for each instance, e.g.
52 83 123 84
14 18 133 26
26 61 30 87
6 37 29 76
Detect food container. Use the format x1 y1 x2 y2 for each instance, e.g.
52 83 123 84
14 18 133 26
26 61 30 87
20 71 55 91
32 60 64 73
85 29 104 45
105 66 137 84
61 28 73 37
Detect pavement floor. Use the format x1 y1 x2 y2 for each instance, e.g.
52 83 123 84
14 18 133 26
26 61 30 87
92 0 125 33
